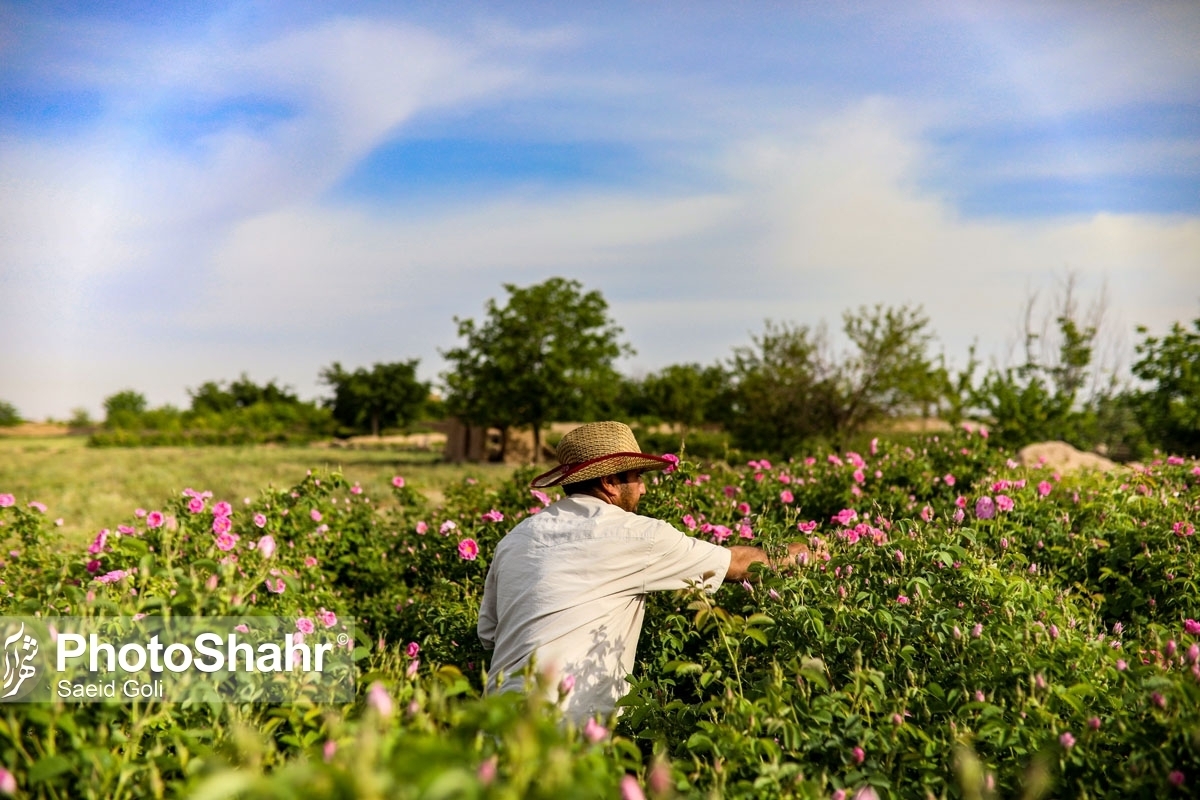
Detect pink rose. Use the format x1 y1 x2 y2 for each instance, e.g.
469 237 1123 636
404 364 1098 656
367 681 393 715
458 538 480 560
583 717 608 743
87 529 109 555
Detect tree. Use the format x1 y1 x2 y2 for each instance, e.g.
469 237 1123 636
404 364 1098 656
68 407 94 429
441 278 632 461
103 390 148 429
0 400 20 427
635 363 731 434
320 360 429 437
960 276 1120 452
1130 316 1200 456
725 320 837 455
726 304 943 455
836 303 945 434
189 374 301 414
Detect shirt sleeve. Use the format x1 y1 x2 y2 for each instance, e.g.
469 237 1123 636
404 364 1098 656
639 521 732 594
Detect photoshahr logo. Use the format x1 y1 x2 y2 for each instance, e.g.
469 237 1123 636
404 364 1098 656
1 622 40 701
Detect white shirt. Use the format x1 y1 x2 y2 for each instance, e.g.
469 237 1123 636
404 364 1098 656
477 494 732 723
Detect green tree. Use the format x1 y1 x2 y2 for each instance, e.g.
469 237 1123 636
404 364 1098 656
441 278 632 461
726 304 942 455
837 303 945 434
189 374 301 414
965 309 1101 451
68 407 94 429
725 320 836 455
0 400 20 427
103 390 148 429
636 363 731 434
319 360 429 437
1130 316 1200 456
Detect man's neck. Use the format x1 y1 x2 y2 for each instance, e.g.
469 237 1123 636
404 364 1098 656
569 489 613 506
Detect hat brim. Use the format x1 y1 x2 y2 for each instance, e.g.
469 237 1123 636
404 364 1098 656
530 452 671 488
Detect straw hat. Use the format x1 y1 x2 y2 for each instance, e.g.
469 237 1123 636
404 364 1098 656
530 421 671 488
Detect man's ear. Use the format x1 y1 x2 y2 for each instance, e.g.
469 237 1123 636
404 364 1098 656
597 473 621 502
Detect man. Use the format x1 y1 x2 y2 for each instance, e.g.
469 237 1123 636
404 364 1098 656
477 421 811 724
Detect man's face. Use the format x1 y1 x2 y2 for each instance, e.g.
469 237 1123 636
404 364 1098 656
613 470 646 513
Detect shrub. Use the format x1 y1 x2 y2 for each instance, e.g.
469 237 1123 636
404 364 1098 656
1 430 1197 798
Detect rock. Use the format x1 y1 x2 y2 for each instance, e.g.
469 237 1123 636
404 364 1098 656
1017 441 1120 473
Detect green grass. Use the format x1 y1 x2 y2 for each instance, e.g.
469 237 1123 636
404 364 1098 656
0 436 518 544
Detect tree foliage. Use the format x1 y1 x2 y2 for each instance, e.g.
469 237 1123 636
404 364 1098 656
0 400 20 427
1130 316 1200 456
94 380 333 446
954 278 1153 457
102 390 149 429
440 278 632 460
725 320 832 456
626 363 731 434
724 304 942 455
319 360 430 437
189 374 301 414
963 309 1097 450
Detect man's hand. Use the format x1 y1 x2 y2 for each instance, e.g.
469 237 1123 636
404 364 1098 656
727 540 823 581
781 541 813 569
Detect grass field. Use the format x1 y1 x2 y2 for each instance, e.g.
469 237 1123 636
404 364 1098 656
0 435 518 544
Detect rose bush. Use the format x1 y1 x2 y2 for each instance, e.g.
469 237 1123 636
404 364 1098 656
0 430 1196 798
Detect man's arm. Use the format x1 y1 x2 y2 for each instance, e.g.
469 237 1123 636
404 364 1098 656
725 542 812 582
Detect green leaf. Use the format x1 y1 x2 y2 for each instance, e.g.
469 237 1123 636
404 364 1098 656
666 661 703 676
29 755 72 784
744 627 769 646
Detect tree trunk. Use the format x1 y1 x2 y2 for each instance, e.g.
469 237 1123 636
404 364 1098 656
371 411 380 438
532 421 542 465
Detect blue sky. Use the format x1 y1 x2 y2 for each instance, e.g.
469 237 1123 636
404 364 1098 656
1 0 1198 419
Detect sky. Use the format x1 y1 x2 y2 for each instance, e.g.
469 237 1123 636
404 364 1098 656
1 0 1198 421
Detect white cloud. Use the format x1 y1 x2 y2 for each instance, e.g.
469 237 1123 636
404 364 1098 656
2 8 1198 420
938 0 1200 120
178 101 1199 380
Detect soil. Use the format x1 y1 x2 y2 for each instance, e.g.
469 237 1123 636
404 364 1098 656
0 422 72 437
1017 441 1121 473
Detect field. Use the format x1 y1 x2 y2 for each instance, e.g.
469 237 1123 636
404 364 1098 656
0 436 515 544
0 431 1197 798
